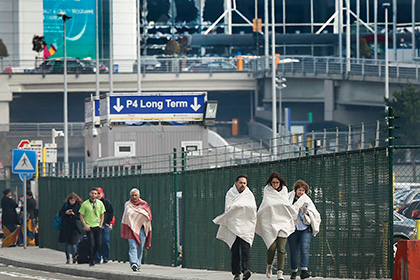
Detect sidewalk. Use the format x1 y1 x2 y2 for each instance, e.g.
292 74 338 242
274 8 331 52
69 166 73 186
0 246 387 280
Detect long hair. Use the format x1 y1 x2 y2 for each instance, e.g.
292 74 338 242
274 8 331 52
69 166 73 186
64 192 83 204
265 172 287 190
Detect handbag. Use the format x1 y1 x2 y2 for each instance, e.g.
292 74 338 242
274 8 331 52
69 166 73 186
52 213 62 230
53 203 67 230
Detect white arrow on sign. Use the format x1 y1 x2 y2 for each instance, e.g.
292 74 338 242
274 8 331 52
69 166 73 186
113 98 124 112
190 97 201 112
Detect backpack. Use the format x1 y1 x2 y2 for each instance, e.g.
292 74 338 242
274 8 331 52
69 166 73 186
52 203 67 230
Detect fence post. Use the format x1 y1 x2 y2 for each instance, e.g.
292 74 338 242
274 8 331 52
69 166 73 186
347 125 352 151
335 127 339 153
387 107 394 277
361 122 365 149
173 148 178 267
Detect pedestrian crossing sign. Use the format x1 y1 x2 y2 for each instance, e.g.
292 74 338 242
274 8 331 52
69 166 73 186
12 149 37 174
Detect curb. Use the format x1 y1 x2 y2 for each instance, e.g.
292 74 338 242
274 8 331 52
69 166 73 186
0 254 193 280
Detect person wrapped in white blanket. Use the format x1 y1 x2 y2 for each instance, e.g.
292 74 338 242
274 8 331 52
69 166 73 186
213 174 257 280
256 172 299 280
287 180 321 280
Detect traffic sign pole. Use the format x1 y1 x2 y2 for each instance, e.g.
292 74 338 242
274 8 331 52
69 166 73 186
23 174 27 249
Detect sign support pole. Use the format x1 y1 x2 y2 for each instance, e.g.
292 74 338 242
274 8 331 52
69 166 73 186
23 174 27 249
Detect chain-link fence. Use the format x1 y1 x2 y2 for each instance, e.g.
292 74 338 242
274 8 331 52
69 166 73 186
392 147 420 260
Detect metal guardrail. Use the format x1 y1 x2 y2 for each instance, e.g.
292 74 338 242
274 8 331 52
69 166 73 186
41 120 388 178
0 122 85 136
2 56 420 82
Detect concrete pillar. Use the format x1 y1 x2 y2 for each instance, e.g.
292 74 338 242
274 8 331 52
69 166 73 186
324 80 334 121
0 75 12 131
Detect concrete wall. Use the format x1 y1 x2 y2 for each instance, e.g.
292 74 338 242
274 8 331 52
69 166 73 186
85 124 209 162
0 0 43 63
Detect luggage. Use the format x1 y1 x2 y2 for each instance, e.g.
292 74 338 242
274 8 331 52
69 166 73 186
76 234 90 264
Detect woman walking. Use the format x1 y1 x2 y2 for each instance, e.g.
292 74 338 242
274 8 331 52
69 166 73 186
1 189 19 247
58 192 83 264
256 172 298 280
287 180 321 279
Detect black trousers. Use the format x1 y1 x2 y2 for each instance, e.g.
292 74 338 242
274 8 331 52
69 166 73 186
86 226 102 262
231 236 250 275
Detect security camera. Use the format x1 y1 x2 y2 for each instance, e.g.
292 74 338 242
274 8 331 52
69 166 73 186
57 131 65 137
57 12 65 17
92 128 99 137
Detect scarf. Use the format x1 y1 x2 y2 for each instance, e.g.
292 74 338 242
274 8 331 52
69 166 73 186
256 185 299 248
213 184 257 248
121 199 152 249
288 191 321 236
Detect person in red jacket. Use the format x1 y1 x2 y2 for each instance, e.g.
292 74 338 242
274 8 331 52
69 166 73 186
121 188 152 272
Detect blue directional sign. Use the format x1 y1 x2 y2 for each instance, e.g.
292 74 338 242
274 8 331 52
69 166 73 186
12 149 37 174
100 93 207 123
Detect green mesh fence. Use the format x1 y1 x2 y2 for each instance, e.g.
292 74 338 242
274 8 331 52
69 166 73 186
37 147 392 278
181 148 391 278
38 172 175 266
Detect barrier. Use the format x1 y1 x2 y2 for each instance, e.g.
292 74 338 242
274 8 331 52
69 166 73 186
393 240 420 280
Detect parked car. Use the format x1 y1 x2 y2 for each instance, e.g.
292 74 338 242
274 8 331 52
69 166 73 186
393 211 417 256
398 188 420 208
132 55 162 72
398 199 420 219
34 58 109 74
184 61 238 72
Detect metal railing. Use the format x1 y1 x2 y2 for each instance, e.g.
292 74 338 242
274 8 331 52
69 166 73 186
40 120 388 178
3 56 420 82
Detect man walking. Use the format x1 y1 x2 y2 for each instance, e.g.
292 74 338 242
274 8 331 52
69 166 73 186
95 187 114 264
121 188 152 272
213 175 257 280
79 188 106 267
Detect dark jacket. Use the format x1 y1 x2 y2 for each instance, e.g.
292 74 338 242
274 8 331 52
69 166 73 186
27 197 37 219
100 197 114 225
58 202 81 244
1 195 19 225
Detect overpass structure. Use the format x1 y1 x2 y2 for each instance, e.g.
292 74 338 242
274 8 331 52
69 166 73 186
1 56 420 130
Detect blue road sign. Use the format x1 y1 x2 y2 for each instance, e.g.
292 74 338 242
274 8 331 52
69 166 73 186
12 149 37 174
110 95 205 115
101 94 206 123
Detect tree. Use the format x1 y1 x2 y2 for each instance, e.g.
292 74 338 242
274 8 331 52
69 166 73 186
164 39 180 55
386 84 420 145
386 84 420 181
0 39 9 57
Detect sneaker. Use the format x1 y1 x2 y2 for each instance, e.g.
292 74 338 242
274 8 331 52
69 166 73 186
72 256 77 264
66 260 70 264
290 271 297 279
89 261 95 267
131 263 138 272
243 270 252 280
103 260 108 264
277 270 284 280
233 274 240 280
300 270 311 279
266 264 273 278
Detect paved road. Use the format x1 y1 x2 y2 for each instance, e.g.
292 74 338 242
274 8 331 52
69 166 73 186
0 262 98 280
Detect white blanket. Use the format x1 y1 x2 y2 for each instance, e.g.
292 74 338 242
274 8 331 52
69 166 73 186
288 191 321 236
213 185 257 248
256 185 299 248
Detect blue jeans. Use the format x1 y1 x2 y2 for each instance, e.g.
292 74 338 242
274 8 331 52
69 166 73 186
288 228 312 271
95 225 110 262
65 242 77 260
128 227 146 268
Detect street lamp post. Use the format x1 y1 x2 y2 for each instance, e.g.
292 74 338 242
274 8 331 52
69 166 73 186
383 3 390 103
57 12 72 176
